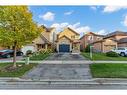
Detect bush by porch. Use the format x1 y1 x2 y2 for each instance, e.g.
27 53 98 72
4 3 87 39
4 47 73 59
29 49 52 60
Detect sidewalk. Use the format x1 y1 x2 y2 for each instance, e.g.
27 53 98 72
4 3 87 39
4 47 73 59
1 60 127 64
0 77 127 89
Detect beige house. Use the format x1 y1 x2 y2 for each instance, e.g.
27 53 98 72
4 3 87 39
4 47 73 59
91 31 127 53
80 32 104 51
56 27 80 53
32 25 56 50
21 25 56 55
92 39 117 52
118 38 127 47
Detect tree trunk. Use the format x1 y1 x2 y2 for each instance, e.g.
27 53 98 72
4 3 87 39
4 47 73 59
13 41 17 67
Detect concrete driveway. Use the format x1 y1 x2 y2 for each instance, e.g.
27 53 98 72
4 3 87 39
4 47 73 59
45 53 87 60
22 64 92 80
22 53 92 80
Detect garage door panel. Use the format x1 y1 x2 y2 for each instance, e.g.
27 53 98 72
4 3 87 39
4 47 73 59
59 44 70 52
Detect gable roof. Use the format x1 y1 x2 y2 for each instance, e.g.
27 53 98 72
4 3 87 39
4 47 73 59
92 38 117 44
33 34 51 44
80 32 104 40
67 27 80 35
41 25 55 32
40 34 50 44
56 35 73 42
104 31 127 38
57 27 80 36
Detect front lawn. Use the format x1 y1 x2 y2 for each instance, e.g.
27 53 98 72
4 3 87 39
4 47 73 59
82 52 127 61
90 63 127 78
30 53 51 60
0 63 37 77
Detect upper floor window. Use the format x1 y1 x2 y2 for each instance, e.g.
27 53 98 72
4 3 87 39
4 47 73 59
71 35 75 39
88 36 93 40
75 36 79 39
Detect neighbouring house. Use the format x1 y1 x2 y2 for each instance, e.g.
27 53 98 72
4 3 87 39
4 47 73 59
92 39 117 52
80 32 104 51
91 31 127 52
55 27 80 53
21 25 56 55
104 31 127 41
118 37 127 47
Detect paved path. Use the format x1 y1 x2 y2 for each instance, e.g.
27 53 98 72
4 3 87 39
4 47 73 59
1 78 127 89
45 53 88 60
1 60 127 64
22 64 92 80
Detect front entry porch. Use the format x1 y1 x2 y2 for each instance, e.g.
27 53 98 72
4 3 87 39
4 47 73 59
36 43 52 51
72 42 80 54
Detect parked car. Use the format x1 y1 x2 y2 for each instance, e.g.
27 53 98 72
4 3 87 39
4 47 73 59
112 47 127 57
0 49 23 58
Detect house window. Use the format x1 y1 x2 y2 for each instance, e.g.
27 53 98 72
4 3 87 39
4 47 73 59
88 36 93 40
75 36 79 39
71 35 75 39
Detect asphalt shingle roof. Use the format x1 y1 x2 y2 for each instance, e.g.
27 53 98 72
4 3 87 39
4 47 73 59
118 37 127 43
104 31 127 38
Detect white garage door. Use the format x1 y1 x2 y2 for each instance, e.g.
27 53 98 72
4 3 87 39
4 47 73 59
21 45 36 55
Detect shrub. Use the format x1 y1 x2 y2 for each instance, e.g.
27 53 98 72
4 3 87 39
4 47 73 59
26 50 33 56
39 49 53 54
106 51 119 57
84 45 91 52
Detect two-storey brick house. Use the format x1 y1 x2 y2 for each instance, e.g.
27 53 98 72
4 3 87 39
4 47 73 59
80 32 104 51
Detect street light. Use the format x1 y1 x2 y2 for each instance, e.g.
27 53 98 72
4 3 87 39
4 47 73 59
90 45 94 59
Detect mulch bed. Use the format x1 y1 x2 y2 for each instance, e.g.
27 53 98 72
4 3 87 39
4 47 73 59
0 64 23 72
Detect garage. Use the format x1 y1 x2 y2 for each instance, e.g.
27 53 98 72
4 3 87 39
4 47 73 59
59 44 70 52
21 45 36 55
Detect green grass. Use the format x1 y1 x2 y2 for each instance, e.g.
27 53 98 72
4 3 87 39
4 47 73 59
0 63 37 77
30 53 50 60
82 52 127 61
90 63 127 78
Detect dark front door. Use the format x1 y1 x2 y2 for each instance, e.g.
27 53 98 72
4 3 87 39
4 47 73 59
59 44 70 52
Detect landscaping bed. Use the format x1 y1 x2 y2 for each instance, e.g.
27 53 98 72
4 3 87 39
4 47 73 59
82 52 127 61
30 53 51 60
26 49 52 61
90 63 127 78
0 63 37 77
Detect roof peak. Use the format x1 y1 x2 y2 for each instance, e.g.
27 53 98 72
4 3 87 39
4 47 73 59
65 27 80 35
